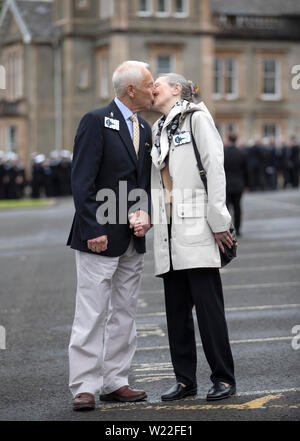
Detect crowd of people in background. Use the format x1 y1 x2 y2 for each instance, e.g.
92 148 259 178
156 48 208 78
0 149 72 200
0 136 299 201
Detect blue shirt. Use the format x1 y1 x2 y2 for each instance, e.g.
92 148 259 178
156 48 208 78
114 97 136 140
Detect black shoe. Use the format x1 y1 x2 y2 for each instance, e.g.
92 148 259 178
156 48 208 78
161 383 197 401
206 382 236 401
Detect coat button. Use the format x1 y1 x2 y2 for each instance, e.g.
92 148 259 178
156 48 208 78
164 238 168 242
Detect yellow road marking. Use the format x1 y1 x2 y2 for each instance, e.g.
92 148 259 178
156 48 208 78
99 394 295 412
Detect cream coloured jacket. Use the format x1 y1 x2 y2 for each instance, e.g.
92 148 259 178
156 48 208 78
151 101 231 276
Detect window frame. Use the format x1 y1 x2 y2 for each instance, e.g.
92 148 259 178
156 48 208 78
137 0 153 17
261 58 281 101
156 54 175 77
213 57 239 100
156 0 171 17
174 0 189 18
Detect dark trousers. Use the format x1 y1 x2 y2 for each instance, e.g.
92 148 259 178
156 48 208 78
162 259 235 387
226 192 242 234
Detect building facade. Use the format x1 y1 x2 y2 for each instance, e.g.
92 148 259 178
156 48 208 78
0 0 300 169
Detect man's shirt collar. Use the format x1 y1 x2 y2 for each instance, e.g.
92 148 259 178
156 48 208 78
114 97 136 121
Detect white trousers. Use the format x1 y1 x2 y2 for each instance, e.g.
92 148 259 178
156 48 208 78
68 240 144 397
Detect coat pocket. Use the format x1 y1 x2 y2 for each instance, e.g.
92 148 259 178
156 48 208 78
175 203 214 246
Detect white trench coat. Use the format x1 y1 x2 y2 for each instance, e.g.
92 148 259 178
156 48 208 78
151 102 232 277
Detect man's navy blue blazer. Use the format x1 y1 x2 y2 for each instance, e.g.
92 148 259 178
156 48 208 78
67 100 152 257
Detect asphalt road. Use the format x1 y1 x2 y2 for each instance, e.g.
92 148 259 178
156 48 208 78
0 189 299 422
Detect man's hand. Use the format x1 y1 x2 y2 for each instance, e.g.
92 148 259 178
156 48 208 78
214 230 233 253
87 235 108 253
129 210 151 238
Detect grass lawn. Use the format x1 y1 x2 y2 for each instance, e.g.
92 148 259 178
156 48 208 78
0 199 56 210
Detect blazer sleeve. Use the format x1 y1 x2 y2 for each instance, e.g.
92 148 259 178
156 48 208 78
71 112 108 241
191 111 232 233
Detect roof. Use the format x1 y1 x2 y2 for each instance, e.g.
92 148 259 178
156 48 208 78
15 0 53 39
0 0 53 44
211 0 300 16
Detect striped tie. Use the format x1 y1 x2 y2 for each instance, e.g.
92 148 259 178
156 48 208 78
130 114 140 157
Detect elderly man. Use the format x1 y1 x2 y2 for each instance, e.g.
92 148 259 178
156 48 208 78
67 61 154 411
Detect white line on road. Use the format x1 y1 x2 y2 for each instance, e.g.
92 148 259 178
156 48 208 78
137 303 300 318
136 336 293 352
221 264 300 273
140 281 300 296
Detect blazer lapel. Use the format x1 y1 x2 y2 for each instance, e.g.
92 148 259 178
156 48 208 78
107 101 138 167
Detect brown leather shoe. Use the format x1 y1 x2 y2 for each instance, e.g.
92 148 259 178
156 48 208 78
73 393 95 411
100 386 147 402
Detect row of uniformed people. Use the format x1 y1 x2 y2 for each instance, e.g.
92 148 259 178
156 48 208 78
0 150 72 200
1 137 299 200
225 136 300 192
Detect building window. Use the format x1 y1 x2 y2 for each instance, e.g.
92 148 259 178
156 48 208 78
5 50 23 102
156 0 170 16
215 121 239 141
138 0 152 16
6 126 17 153
0 127 5 150
174 0 188 17
99 0 114 18
261 59 281 99
263 123 279 138
98 53 109 99
0 65 5 90
156 54 174 76
78 65 90 90
214 58 222 96
76 0 89 9
214 57 238 99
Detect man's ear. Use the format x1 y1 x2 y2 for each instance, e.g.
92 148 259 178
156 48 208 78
126 84 135 98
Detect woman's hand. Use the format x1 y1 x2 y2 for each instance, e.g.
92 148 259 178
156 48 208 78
129 210 151 237
214 231 233 253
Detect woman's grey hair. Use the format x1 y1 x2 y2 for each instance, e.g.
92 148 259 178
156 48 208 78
158 73 198 102
112 61 150 97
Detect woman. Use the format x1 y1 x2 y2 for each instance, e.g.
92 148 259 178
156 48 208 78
137 73 236 401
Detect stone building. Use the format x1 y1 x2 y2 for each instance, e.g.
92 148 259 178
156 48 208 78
0 0 300 169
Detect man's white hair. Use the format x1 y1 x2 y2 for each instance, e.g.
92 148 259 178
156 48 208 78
112 61 150 98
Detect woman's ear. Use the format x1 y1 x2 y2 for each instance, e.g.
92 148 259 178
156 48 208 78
172 83 183 97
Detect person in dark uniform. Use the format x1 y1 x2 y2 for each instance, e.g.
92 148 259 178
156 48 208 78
289 136 300 188
247 140 265 192
31 154 46 198
224 134 248 237
2 153 18 199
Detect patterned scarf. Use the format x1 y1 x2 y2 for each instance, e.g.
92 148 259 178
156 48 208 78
154 100 189 156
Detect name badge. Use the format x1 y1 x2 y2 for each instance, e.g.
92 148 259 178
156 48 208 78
105 117 120 131
173 131 191 147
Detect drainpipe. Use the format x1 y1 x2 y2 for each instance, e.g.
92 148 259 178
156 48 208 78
54 37 62 153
